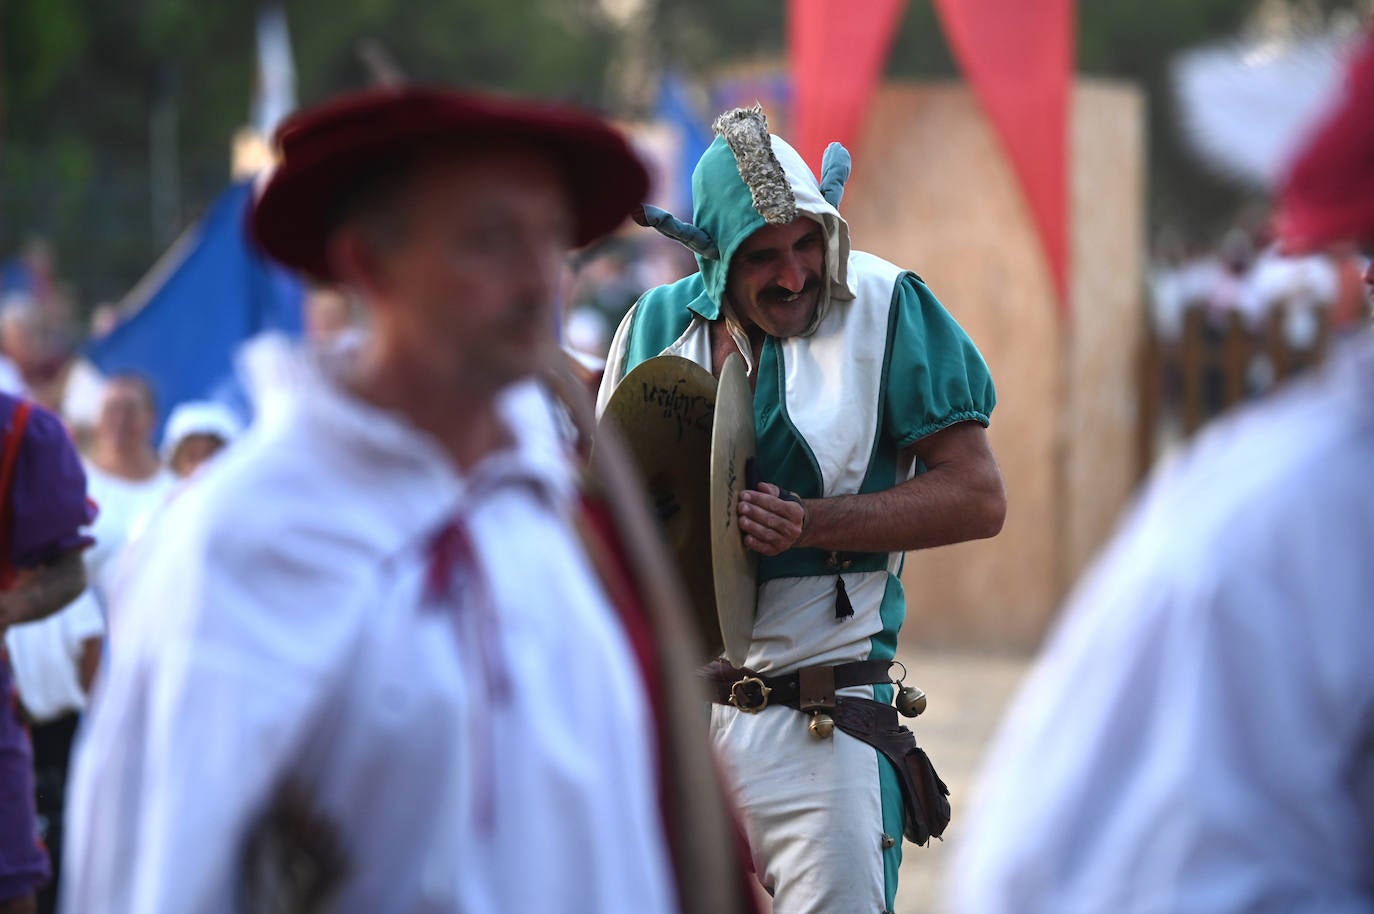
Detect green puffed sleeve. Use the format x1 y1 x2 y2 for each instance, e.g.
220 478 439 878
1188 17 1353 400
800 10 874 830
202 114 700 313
884 273 996 448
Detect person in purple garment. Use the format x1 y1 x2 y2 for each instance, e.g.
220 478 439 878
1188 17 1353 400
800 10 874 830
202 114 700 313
0 392 94 914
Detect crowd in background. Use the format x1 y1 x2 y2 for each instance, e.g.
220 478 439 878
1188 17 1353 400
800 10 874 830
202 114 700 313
1150 206 1370 341
1145 206 1372 439
1148 210 1371 370
0 237 353 914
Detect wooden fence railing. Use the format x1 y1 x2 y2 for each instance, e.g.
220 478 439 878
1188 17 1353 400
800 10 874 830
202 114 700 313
1138 303 1332 475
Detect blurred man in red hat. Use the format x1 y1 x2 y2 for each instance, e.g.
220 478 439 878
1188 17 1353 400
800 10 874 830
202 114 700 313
952 32 1374 914
61 87 753 914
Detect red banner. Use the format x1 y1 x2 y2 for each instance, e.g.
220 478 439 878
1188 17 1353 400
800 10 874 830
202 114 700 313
788 0 907 172
932 0 1075 309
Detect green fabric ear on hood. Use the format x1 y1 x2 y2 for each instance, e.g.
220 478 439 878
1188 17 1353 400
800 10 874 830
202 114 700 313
633 204 719 260
819 143 852 209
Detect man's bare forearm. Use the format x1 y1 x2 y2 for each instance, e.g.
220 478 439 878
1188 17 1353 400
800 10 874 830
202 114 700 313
738 421 1007 557
797 464 1005 553
1 548 87 629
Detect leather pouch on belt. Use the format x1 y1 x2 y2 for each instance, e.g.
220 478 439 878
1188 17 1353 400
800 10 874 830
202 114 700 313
832 697 951 846
901 744 951 846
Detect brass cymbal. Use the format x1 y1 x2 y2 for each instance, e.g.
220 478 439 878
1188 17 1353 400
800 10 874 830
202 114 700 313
709 352 758 668
600 355 721 657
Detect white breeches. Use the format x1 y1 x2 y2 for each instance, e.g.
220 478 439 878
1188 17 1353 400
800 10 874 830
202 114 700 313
710 699 900 914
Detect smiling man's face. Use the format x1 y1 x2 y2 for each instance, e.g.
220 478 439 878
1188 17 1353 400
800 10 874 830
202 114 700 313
724 217 825 339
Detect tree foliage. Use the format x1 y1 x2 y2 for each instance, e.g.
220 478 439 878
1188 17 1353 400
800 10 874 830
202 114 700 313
2 0 1370 307
2 0 620 304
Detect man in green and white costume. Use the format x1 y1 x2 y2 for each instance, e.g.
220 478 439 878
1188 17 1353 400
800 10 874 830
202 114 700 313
597 106 1006 914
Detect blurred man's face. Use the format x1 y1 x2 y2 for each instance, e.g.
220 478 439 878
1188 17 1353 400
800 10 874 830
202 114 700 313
97 379 155 451
724 217 825 339
361 147 573 392
169 433 226 478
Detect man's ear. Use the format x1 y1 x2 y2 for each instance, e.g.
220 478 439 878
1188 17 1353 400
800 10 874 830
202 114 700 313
325 227 391 299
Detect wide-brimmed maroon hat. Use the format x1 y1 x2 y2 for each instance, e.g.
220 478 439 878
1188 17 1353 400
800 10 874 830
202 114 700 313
251 86 650 282
1274 32 1374 253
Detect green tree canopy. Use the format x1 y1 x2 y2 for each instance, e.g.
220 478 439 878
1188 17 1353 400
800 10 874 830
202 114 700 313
2 0 620 305
2 0 1370 309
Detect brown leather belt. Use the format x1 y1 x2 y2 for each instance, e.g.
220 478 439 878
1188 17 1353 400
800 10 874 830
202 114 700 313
701 658 893 713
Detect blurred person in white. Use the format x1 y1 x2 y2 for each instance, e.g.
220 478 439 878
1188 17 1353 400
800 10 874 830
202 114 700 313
10 397 240 914
6 375 169 914
0 295 37 395
0 390 95 914
3 581 99 914
1204 226 1257 325
118 400 245 550
0 295 77 410
16 376 175 718
564 305 611 361
1146 229 1201 420
80 375 175 586
1241 242 1339 348
160 400 242 480
61 86 756 914
1146 228 1191 346
3 590 101 725
952 31 1374 914
226 286 365 436
0 359 24 396
1175 240 1228 315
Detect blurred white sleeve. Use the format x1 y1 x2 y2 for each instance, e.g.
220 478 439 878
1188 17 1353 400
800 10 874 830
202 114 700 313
61 508 357 914
595 301 638 417
951 437 1374 914
4 589 104 721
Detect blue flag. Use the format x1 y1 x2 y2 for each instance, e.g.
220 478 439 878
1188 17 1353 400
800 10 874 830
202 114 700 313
656 73 715 216
86 181 304 433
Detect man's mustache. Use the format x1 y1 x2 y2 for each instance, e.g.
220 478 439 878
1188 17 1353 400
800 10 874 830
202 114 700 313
762 277 821 303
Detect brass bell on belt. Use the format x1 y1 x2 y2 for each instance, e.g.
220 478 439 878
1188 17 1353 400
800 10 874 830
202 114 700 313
895 684 927 718
809 711 835 739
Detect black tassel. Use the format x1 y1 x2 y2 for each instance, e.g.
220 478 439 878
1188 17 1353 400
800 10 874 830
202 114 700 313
834 575 854 619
